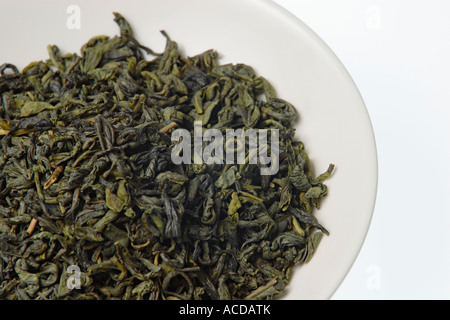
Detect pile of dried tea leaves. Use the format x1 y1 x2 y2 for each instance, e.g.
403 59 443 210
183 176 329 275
0 12 334 300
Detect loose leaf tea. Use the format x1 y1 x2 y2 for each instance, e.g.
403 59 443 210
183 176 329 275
0 13 334 300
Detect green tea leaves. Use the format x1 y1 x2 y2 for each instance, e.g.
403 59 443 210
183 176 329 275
0 12 334 301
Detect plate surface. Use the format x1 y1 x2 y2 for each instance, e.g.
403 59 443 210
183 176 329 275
0 0 378 299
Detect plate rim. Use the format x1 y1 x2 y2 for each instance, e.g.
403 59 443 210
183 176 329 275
254 0 379 299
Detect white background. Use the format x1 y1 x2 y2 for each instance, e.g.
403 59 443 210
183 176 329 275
273 0 450 299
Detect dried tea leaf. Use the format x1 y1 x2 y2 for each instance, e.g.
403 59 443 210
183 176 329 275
20 101 57 117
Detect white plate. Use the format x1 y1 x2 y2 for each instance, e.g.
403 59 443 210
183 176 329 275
0 0 378 299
